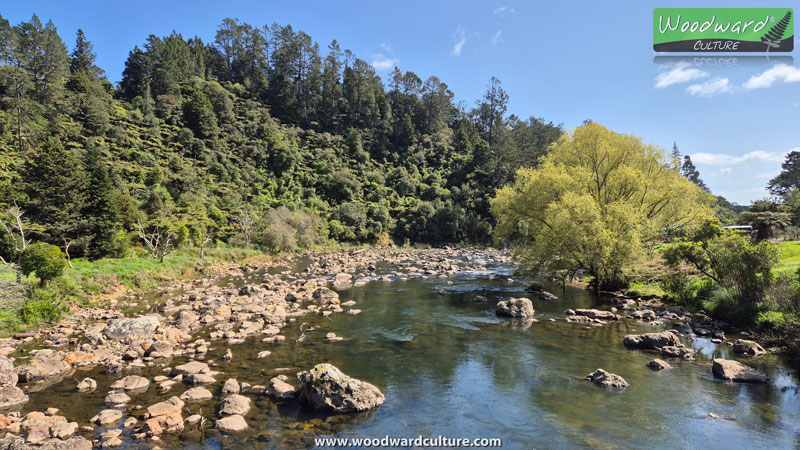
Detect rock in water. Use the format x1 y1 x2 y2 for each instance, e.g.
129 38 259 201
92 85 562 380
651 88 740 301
495 298 535 318
104 315 160 342
297 363 384 412
733 339 766 357
574 309 618 321
216 414 248 432
0 385 29 409
584 369 629 389
712 359 768 383
647 359 672 371
0 355 18 387
218 394 250 416
623 332 681 349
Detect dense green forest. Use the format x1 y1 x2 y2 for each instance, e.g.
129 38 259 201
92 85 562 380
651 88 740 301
0 14 565 262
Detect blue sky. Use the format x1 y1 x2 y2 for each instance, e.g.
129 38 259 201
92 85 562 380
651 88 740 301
3 0 799 204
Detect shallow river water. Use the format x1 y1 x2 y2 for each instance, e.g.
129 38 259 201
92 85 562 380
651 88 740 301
21 256 800 449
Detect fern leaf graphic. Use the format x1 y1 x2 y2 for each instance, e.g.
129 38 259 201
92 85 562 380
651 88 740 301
762 11 792 43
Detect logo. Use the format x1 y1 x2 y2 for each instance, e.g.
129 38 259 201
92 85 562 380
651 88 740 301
654 8 793 52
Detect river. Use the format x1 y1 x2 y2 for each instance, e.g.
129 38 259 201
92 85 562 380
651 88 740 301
20 252 800 449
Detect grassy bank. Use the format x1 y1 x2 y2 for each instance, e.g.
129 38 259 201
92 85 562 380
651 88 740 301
0 247 263 335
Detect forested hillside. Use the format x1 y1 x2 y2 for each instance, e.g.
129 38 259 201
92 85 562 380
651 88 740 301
0 14 563 261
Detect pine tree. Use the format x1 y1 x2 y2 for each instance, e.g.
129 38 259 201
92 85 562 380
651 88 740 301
681 155 709 193
23 136 87 247
82 141 118 259
670 141 681 172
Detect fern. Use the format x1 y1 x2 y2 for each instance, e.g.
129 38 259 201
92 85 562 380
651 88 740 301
762 11 792 43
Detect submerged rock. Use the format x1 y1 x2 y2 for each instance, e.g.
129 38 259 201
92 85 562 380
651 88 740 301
496 298 535 318
733 339 766 357
647 359 672 371
584 369 628 389
623 332 681 349
712 359 768 383
76 378 97 392
297 363 384 412
661 345 695 360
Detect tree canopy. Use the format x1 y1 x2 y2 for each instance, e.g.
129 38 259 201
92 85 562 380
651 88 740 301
492 123 714 289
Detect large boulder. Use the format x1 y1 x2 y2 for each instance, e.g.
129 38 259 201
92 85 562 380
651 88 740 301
104 315 160 342
496 298 534 318
0 355 18 387
16 352 72 383
623 332 681 349
108 315 160 340
584 369 628 389
712 359 768 383
733 339 766 357
297 363 384 413
0 385 29 410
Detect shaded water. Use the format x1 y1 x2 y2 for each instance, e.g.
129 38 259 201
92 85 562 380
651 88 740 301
21 259 800 449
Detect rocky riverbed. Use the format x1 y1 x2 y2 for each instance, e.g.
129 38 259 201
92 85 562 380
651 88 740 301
0 248 795 449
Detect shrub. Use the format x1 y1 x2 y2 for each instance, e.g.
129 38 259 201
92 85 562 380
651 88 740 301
19 297 67 324
702 287 759 326
756 311 787 331
19 243 67 287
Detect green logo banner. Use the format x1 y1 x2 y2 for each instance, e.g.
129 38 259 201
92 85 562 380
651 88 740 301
654 8 793 52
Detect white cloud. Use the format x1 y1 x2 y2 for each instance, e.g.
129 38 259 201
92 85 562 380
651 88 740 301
494 6 516 16
743 63 800 89
489 31 504 47
714 167 733 175
380 42 394 53
690 150 786 166
686 77 731 97
371 56 397 71
654 65 707 88
451 27 467 56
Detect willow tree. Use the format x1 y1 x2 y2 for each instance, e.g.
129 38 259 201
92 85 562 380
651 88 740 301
491 123 713 290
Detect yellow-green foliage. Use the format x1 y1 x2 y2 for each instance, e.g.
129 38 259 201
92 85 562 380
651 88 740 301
492 122 714 288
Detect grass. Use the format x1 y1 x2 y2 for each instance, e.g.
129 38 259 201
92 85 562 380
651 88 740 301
775 240 800 274
0 246 264 335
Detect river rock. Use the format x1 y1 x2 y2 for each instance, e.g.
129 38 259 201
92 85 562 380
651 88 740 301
647 359 672 371
496 298 534 318
712 359 768 383
623 332 681 349
297 363 384 412
267 377 296 399
16 352 72 383
0 385 29 409
145 340 174 358
109 375 149 392
537 291 559 301
76 378 97 392
218 394 250 416
574 309 617 321
733 339 766 357
0 355 18 387
216 414 247 432
584 369 628 389
143 396 184 435
661 345 695 360
104 392 130 408
91 409 123 426
180 387 213 402
221 378 240 395
631 310 656 321
332 273 353 287
104 315 160 342
17 412 79 444
171 361 211 377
